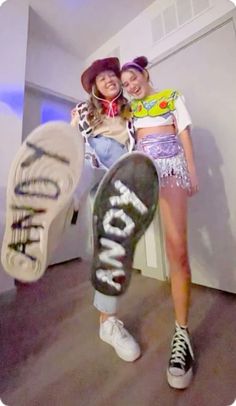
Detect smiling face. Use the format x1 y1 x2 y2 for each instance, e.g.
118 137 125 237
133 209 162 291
95 69 121 100
121 68 152 99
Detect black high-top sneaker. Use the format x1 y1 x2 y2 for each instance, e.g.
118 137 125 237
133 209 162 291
167 322 194 389
91 151 159 296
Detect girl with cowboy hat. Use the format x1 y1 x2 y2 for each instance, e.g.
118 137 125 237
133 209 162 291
71 57 159 363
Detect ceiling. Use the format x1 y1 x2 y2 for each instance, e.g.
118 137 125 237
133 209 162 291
28 0 156 59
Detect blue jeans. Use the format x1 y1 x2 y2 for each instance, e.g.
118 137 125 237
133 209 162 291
74 136 128 201
88 135 127 169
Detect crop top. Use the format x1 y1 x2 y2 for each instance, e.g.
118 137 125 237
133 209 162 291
131 89 192 134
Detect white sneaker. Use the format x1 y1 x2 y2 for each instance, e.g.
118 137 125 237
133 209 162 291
99 316 141 362
1 122 84 282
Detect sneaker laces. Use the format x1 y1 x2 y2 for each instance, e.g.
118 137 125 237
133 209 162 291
109 317 129 339
170 325 194 369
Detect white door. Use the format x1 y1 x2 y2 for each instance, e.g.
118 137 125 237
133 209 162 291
149 11 236 293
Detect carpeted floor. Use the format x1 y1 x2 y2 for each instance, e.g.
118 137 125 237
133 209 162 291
0 259 235 406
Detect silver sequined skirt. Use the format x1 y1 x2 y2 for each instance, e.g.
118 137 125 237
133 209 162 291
136 133 191 190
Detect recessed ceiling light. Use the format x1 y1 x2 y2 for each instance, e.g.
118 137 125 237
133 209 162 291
0 0 8 6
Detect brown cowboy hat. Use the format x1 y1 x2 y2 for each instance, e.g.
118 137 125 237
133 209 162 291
81 57 120 93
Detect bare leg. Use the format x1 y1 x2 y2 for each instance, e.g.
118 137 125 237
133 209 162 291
159 180 191 326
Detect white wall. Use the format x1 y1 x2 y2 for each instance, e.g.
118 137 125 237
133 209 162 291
85 0 235 64
0 0 29 292
26 35 86 101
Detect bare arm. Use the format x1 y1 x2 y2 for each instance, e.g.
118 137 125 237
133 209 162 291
179 126 199 196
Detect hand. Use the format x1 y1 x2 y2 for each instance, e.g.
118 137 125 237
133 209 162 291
70 107 79 127
188 169 199 197
71 107 78 119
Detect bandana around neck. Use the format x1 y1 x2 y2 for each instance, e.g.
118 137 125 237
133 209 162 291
101 100 119 117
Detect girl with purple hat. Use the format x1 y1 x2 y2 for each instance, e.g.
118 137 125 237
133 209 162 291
121 56 199 389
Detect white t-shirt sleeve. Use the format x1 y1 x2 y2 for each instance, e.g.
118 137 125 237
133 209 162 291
173 94 192 134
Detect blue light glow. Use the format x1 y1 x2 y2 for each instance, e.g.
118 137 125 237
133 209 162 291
0 85 24 116
41 101 71 124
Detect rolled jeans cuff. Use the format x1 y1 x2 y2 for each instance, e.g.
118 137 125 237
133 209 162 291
93 290 119 314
